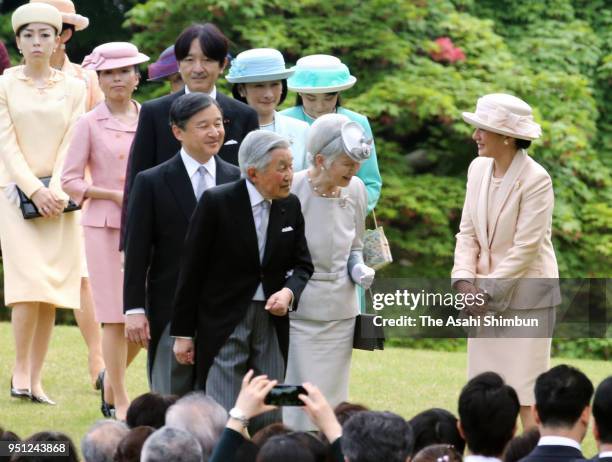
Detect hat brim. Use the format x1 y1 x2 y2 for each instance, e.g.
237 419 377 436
147 70 179 82
461 112 539 140
84 53 149 71
61 13 88 31
288 76 357 94
226 69 294 83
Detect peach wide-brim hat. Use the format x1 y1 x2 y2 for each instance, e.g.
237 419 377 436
30 0 89 31
82 42 149 71
462 93 542 140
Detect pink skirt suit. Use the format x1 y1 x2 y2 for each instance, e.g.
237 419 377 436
61 101 139 323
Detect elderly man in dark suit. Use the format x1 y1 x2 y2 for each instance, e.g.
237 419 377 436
120 23 259 248
520 365 593 462
591 376 612 462
171 130 313 430
123 93 240 396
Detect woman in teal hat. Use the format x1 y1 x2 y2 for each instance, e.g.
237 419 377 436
280 54 382 211
227 48 309 170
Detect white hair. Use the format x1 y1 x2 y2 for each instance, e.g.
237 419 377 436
81 419 128 462
141 426 202 462
165 393 227 461
238 130 290 177
306 113 352 168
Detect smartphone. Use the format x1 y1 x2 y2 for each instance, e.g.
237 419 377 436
264 384 307 406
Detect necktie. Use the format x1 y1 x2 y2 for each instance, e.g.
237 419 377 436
258 200 271 262
195 165 208 200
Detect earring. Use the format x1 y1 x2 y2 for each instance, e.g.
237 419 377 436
18 49 22 55
504 139 509 145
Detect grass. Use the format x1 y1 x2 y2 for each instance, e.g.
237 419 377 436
0 322 609 457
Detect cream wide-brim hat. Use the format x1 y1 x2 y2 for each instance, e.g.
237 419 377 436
12 3 62 34
30 0 89 31
462 93 542 140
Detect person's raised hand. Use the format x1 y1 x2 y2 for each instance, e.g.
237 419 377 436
299 382 342 443
234 369 278 420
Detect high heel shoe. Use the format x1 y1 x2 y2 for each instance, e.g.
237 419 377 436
10 377 31 400
31 394 56 405
95 369 105 391
99 370 115 418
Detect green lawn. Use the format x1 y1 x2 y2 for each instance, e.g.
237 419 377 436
0 322 609 456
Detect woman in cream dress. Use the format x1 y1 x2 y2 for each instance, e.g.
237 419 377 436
0 3 86 404
452 93 560 429
284 113 376 431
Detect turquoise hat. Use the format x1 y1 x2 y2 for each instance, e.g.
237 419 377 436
226 48 294 83
287 54 357 94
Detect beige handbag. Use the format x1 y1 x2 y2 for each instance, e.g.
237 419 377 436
363 210 393 270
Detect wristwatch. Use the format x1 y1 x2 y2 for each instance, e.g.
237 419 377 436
229 407 249 428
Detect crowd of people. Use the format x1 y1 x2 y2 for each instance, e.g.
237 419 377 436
2 366 611 461
1 0 599 461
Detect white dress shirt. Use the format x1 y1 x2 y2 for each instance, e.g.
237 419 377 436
246 179 270 301
125 149 217 316
184 85 217 100
180 148 216 196
464 455 502 462
538 435 582 451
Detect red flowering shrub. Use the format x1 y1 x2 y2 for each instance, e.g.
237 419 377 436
429 37 466 63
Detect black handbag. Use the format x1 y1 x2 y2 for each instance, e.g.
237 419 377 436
17 176 81 220
353 313 385 351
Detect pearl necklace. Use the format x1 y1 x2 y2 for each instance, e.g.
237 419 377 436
307 171 340 198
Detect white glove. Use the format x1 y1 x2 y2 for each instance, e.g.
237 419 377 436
351 263 375 289
3 183 20 208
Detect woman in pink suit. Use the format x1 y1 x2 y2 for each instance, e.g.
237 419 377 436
62 42 149 421
452 93 560 429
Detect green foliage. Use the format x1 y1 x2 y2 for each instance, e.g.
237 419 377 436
124 0 611 278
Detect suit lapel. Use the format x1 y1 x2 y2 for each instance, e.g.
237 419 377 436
234 180 261 265
263 199 286 266
488 150 528 246
164 153 197 221
214 156 232 185
472 159 492 248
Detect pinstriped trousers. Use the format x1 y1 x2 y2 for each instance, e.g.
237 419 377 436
205 301 285 432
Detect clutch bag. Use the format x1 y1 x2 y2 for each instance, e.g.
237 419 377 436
353 313 385 351
17 176 81 220
363 210 393 270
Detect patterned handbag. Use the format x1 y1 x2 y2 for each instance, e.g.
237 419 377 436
363 210 392 270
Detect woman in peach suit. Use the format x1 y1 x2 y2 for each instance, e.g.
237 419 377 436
452 93 559 429
0 3 86 405
62 42 148 420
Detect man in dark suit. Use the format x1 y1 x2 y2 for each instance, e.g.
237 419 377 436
591 376 612 461
457 372 519 462
120 23 259 248
123 93 240 396
171 130 313 431
520 365 594 462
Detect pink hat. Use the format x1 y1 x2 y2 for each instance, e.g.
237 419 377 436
82 42 149 71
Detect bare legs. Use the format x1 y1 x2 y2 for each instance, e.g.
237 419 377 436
102 323 140 420
11 302 56 397
520 405 536 431
73 277 105 387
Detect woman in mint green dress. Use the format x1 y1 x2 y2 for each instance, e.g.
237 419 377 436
280 54 382 211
